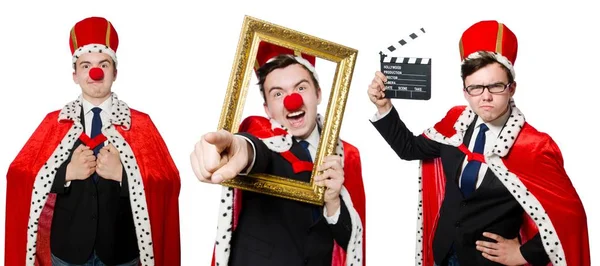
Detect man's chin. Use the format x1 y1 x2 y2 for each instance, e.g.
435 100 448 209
82 90 111 100
478 113 498 123
283 126 306 139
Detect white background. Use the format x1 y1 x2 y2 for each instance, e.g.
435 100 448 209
1 0 598 265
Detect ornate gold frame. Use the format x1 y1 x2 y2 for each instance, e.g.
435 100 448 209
217 15 358 205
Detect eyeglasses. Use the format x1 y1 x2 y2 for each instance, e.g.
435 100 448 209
464 82 511 96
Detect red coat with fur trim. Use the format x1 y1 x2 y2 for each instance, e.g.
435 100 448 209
416 103 590 266
5 95 181 266
210 115 366 266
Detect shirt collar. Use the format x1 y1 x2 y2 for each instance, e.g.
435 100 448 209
82 96 112 115
299 124 320 148
475 106 512 137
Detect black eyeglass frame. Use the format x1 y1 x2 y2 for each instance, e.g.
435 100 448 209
464 82 512 96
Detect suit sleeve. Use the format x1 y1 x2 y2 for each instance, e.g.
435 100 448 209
236 132 272 174
50 144 77 194
50 160 71 194
371 106 441 160
520 233 550 265
327 197 352 250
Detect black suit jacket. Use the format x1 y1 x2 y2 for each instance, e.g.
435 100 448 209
371 107 549 266
228 133 353 266
49 109 138 265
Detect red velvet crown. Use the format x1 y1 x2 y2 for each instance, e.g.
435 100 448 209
254 41 316 72
69 17 119 65
459 20 518 64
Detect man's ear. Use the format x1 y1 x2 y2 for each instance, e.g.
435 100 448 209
72 71 78 84
316 87 322 105
509 81 517 97
263 101 272 118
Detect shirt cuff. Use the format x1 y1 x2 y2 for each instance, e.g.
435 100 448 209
369 107 393 122
323 204 341 224
236 135 256 175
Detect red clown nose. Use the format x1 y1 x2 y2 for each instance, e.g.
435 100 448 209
89 67 104 81
284 93 303 111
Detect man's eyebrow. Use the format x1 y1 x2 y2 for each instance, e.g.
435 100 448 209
267 86 282 94
78 59 111 66
294 79 310 87
267 79 310 93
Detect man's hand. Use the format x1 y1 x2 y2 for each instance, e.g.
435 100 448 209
190 129 252 184
368 71 393 115
315 155 344 215
66 144 96 182
476 232 527 266
96 144 123 182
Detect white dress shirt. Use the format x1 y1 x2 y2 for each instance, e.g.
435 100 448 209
370 105 511 189
82 97 112 139
240 124 341 224
65 97 112 187
300 125 320 162
369 106 393 122
458 109 510 189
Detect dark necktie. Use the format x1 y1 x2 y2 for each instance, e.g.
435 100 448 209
299 140 320 222
460 124 488 197
298 140 312 161
91 107 104 182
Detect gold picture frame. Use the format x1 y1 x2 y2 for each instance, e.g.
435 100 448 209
217 15 358 205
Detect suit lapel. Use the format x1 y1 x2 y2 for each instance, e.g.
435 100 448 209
448 119 477 184
278 136 320 255
80 105 86 130
469 169 496 198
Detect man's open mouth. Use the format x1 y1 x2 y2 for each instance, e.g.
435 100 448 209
286 110 305 127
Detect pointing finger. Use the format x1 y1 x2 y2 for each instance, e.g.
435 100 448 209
211 152 247 183
204 130 233 154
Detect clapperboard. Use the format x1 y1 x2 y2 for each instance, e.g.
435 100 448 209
379 28 432 100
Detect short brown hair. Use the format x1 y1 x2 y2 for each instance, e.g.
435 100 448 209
256 55 320 101
461 52 514 85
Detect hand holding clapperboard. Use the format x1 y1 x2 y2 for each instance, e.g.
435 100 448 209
379 28 432 100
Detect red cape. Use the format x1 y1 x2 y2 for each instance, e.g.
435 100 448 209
5 95 181 266
417 103 589 266
210 116 366 266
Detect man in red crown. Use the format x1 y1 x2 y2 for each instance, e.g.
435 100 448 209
368 20 590 266
4 17 181 266
190 41 366 266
